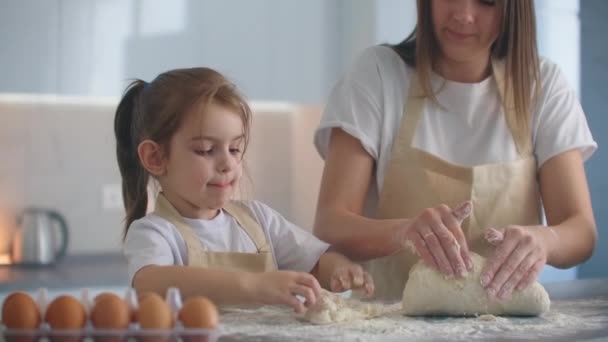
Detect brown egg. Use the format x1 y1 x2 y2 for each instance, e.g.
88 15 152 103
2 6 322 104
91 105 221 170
136 293 173 329
1 291 41 329
178 297 219 329
44 295 86 329
90 293 130 329
132 292 155 322
94 292 121 304
137 292 154 302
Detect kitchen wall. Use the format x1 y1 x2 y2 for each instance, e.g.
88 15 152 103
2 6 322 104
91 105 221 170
0 0 606 280
0 0 414 253
579 0 608 280
0 0 408 102
533 0 580 282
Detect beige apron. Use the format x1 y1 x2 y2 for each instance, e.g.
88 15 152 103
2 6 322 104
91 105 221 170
154 193 276 272
366 61 543 300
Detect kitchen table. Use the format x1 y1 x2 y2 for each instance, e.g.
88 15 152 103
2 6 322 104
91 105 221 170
217 279 608 341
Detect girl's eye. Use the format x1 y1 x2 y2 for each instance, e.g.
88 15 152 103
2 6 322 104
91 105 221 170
195 149 212 156
479 0 496 5
229 148 241 154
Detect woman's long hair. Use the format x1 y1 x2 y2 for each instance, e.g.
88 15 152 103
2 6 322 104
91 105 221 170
390 0 540 153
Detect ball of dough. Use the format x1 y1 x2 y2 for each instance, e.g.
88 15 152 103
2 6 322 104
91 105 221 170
402 253 550 316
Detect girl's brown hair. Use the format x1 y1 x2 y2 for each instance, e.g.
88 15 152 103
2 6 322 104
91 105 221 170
114 68 252 238
391 0 540 153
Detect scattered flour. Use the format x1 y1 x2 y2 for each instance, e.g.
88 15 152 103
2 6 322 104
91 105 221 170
301 289 383 325
220 297 608 341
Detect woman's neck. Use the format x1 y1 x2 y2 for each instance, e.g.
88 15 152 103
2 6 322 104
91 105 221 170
435 55 492 83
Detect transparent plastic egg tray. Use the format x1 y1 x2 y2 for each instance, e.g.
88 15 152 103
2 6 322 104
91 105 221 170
1 287 223 342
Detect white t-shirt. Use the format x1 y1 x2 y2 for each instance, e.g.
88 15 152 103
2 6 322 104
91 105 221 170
315 46 597 216
123 200 330 284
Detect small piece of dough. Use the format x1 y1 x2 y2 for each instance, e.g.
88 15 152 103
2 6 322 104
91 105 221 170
402 253 550 316
301 289 382 325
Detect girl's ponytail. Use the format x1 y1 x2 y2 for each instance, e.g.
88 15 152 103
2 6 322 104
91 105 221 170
114 80 149 238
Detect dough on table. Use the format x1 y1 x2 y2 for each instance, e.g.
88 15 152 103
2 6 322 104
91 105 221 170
402 253 550 316
301 289 382 325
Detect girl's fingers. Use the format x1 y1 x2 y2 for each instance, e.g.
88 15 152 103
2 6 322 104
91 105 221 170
348 265 365 287
283 293 305 313
291 284 317 308
363 272 375 296
297 272 322 297
330 276 344 292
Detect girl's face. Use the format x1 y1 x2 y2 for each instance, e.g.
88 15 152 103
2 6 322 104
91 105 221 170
431 0 502 65
161 103 245 219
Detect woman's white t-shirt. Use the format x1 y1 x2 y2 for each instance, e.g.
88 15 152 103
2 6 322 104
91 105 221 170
314 46 597 216
123 200 330 284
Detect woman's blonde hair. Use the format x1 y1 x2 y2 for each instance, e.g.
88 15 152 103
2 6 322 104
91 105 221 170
391 0 540 153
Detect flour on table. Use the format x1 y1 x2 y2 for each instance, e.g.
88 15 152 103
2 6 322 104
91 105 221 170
300 289 384 325
220 298 608 341
402 253 551 316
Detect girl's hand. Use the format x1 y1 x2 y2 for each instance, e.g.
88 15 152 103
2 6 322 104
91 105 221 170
252 271 322 313
481 226 552 301
329 264 374 296
398 201 474 278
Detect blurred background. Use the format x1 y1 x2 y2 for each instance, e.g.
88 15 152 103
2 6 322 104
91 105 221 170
0 0 606 293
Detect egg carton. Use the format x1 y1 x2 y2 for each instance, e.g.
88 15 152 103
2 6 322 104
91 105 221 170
1 287 223 342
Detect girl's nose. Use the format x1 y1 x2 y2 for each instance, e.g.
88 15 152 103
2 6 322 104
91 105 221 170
217 152 235 173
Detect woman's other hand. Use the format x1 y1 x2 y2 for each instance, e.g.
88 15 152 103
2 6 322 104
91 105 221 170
481 226 553 301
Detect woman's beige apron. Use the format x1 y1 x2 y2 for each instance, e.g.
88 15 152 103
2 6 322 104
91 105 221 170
366 61 543 300
154 193 276 272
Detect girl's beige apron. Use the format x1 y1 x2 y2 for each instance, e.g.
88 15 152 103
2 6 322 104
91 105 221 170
154 193 276 272
366 61 543 300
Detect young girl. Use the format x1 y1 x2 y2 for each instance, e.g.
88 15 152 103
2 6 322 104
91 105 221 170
114 67 373 313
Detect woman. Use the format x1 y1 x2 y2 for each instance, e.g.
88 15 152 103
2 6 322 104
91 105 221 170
313 0 597 300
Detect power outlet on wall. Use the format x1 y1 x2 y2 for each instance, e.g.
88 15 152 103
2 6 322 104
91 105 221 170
102 183 123 211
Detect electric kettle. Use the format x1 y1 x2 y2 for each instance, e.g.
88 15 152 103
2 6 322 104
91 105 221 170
11 208 69 266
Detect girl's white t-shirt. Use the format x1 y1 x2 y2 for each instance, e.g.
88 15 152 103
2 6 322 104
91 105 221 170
315 46 597 216
123 200 329 284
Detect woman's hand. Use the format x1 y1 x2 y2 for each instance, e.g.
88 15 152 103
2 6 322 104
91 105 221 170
329 263 375 296
481 226 553 301
252 271 322 313
398 201 474 278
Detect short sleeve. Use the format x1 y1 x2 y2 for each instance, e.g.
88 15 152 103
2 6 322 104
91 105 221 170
533 59 598 167
123 218 176 285
247 201 330 273
314 47 385 161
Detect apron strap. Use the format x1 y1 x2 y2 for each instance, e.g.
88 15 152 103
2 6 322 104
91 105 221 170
155 193 271 254
223 201 271 253
154 193 207 264
394 74 425 152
